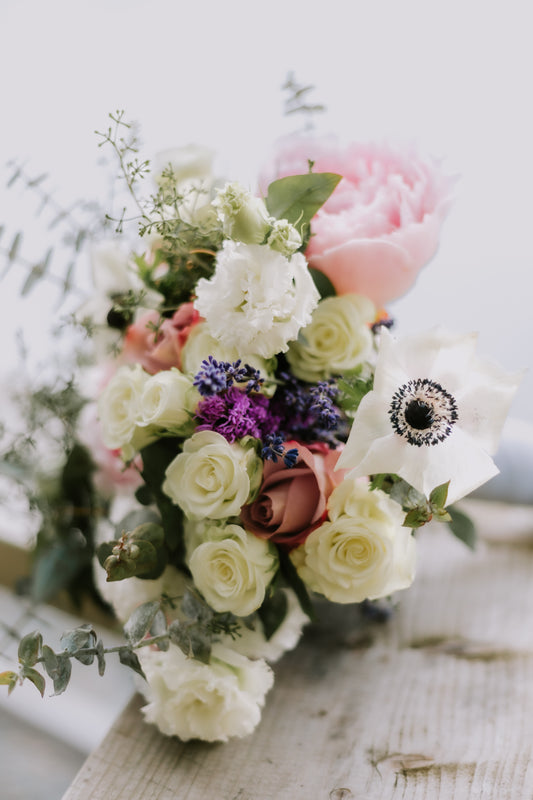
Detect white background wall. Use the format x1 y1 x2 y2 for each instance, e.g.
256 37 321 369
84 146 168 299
2 0 532 419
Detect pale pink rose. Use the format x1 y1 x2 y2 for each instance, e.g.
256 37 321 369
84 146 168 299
240 442 346 547
122 303 200 374
259 136 454 307
78 404 143 496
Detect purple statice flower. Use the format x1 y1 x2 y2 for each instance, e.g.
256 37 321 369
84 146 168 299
195 386 278 443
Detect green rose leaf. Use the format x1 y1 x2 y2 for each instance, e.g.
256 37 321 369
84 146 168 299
447 506 477 550
257 589 288 641
265 173 342 229
308 267 336 299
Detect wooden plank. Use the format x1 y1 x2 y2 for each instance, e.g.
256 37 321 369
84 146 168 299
62 501 533 799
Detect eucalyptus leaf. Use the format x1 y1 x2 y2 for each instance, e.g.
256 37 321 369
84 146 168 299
51 655 72 696
118 647 146 680
60 624 96 654
18 631 42 666
0 671 19 694
21 666 46 697
96 640 106 677
124 600 161 645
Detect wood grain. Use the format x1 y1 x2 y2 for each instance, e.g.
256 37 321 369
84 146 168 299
62 501 533 799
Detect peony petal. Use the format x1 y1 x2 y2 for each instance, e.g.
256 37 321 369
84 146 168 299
308 239 415 308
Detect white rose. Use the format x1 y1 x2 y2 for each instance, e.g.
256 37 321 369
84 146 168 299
188 523 278 616
287 294 376 382
97 364 150 450
214 182 271 244
227 588 309 662
291 482 416 603
194 241 319 358
180 322 277 396
138 642 274 742
162 430 260 519
139 368 198 433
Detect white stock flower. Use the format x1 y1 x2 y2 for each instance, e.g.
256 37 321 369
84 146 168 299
139 368 198 433
94 564 189 624
227 588 309 663
336 328 522 504
188 522 278 616
194 241 319 358
180 322 277 396
214 182 271 244
97 364 150 450
138 642 274 742
291 480 415 604
287 293 376 381
162 430 261 520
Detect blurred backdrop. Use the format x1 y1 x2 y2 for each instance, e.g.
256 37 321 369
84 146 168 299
2 0 532 420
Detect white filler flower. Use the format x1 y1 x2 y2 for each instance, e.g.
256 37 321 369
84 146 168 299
194 241 319 358
337 328 522 504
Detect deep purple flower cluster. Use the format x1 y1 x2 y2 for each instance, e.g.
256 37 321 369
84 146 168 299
195 386 279 443
261 434 299 468
270 372 342 445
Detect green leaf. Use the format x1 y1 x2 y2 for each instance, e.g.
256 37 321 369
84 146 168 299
308 267 336 299
429 481 450 510
124 600 161 645
118 647 146 680
0 671 19 694
403 508 431 529
278 551 315 621
21 666 46 697
41 645 58 676
168 620 211 664
265 173 342 228
257 590 288 641
447 506 477 550
96 640 106 677
18 631 42 666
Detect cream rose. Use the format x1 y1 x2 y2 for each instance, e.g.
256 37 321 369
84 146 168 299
286 294 375 382
138 642 274 742
291 481 415 603
139 368 198 433
188 523 278 616
162 430 261 519
97 364 150 450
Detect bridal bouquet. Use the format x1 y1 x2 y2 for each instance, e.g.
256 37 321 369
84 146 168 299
1 112 520 743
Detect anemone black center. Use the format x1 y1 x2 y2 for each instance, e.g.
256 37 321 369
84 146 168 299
404 399 435 430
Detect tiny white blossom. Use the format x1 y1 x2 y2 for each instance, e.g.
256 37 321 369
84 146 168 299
336 328 522 504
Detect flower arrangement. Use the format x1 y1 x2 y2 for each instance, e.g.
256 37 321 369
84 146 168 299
0 107 521 744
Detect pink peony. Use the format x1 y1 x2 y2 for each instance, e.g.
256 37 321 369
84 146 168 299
240 442 346 547
122 303 200 374
260 136 454 307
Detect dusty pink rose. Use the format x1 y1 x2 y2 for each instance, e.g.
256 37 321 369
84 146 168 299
240 442 346 547
122 303 200 374
260 136 454 307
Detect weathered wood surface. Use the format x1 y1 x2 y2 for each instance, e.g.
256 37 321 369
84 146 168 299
62 501 533 800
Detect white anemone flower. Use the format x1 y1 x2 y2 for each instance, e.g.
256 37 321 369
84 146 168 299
336 328 522 504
